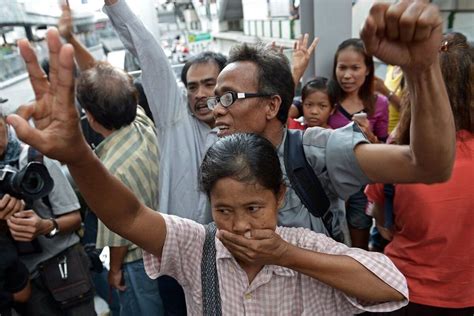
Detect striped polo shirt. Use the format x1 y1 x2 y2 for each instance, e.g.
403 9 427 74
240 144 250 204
95 107 160 263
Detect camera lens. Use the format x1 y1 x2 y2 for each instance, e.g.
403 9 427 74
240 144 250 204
22 172 44 195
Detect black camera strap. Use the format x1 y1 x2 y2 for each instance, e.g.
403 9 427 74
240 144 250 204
28 147 44 164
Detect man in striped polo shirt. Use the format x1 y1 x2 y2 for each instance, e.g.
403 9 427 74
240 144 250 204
76 61 164 316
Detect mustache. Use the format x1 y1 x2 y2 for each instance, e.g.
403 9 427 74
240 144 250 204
194 97 209 109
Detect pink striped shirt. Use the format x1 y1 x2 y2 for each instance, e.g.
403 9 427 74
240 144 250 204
144 215 408 315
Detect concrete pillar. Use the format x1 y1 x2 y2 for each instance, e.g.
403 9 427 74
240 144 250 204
299 0 315 83
299 0 352 82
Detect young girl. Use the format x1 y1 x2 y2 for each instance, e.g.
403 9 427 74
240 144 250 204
288 77 334 130
328 38 389 249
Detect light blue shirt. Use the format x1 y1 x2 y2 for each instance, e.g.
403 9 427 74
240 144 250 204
104 1 217 224
277 124 370 243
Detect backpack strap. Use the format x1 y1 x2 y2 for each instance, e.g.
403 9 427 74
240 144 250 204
201 222 221 315
27 146 44 163
383 184 395 229
336 104 356 121
284 129 335 239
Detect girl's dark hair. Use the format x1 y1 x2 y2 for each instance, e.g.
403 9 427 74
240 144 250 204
330 38 375 115
200 133 282 197
397 32 474 145
301 76 329 102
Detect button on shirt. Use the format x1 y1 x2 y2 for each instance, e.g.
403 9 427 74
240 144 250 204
143 215 408 315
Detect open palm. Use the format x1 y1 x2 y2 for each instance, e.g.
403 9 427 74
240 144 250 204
7 28 89 165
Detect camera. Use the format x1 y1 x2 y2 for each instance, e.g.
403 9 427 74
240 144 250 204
0 162 54 201
0 162 54 255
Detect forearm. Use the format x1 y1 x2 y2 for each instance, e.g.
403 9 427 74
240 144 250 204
281 245 404 302
378 85 401 110
67 150 142 238
104 0 180 127
67 35 97 71
55 210 81 234
67 150 166 256
292 66 305 88
404 63 455 181
388 94 401 110
109 246 129 272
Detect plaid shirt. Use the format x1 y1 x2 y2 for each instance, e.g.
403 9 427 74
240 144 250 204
144 215 408 315
96 107 160 263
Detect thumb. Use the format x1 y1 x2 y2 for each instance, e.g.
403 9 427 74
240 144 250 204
15 103 35 119
14 210 35 218
7 114 45 151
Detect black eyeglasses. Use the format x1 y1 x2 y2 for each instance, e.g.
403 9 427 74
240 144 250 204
207 91 273 110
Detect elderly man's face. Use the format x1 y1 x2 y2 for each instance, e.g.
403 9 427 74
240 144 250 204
0 118 8 157
212 61 271 138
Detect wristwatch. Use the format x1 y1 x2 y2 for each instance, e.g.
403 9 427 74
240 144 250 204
45 218 60 238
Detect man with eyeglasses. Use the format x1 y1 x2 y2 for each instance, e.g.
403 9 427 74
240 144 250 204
209 0 455 247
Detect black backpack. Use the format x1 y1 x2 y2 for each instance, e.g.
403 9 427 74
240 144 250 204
284 129 339 240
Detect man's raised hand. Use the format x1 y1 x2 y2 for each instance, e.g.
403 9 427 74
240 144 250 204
58 2 74 41
361 0 443 73
7 28 89 166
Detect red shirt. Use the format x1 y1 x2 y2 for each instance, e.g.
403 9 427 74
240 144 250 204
365 131 474 308
287 118 306 130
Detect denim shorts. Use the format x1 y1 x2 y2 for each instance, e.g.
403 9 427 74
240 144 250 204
346 186 373 229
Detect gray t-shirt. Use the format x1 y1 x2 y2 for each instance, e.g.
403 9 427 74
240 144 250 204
18 147 81 275
277 124 370 242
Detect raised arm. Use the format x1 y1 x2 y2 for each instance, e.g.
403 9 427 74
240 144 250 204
356 0 455 183
7 28 167 258
58 4 97 71
103 0 184 128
